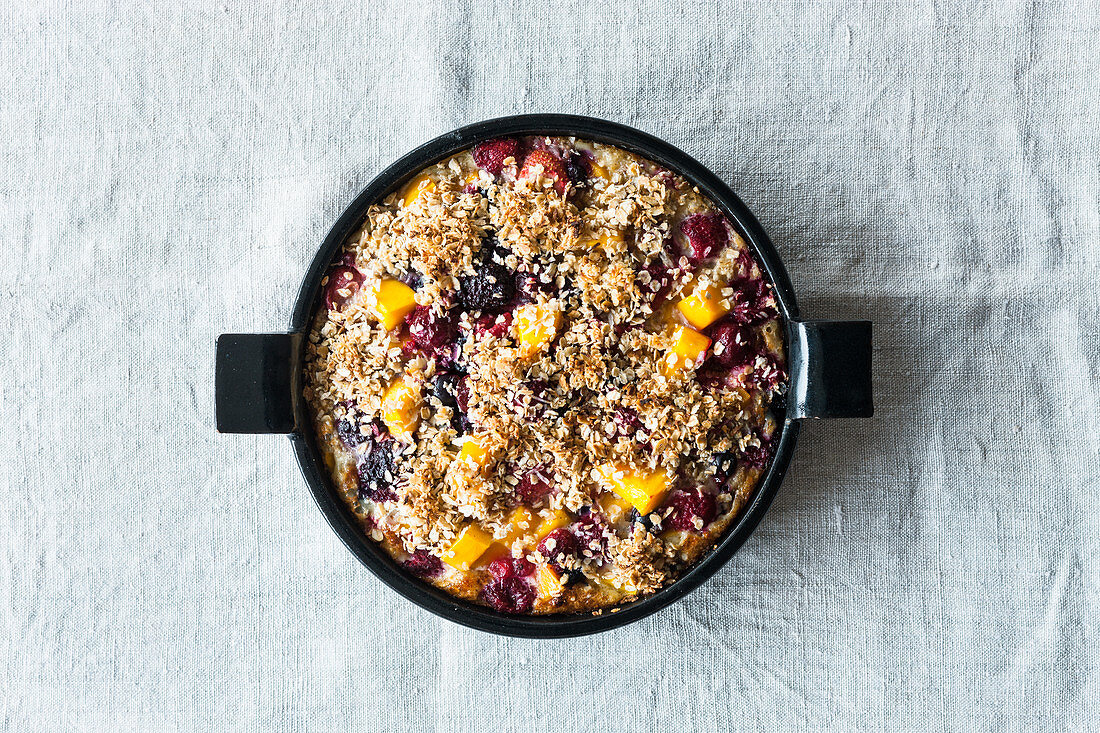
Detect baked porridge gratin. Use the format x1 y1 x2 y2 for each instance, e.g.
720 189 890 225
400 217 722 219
303 136 786 615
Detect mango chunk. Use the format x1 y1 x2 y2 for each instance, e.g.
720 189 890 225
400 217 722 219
664 325 711 372
580 230 625 251
536 509 572 539
400 174 435 208
478 506 539 566
382 375 422 436
596 492 633 522
476 542 510 567
456 436 491 471
676 287 729 330
598 464 672 515
513 303 562 357
443 524 494 570
370 279 417 330
504 506 537 543
589 162 610 182
537 564 565 598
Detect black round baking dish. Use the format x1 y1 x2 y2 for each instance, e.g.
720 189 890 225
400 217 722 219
215 114 873 637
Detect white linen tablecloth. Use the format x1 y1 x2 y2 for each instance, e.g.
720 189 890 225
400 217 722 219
2 1 1097 730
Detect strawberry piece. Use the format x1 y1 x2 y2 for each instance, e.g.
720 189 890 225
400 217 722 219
519 150 568 195
472 138 520 175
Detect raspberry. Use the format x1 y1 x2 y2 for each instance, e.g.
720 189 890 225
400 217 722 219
403 549 443 579
472 137 520 175
612 407 645 439
514 465 554 505
488 555 535 581
323 265 364 311
680 213 729 264
488 557 514 580
728 277 779 326
740 439 773 470
573 514 610 559
642 261 673 309
474 310 513 339
537 528 580 570
481 576 535 614
519 150 568 195
707 321 754 368
404 305 459 364
664 488 718 532
459 261 515 314
510 556 535 577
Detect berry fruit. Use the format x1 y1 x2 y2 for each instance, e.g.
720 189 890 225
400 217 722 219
629 507 656 531
612 407 645 439
398 268 423 291
680 213 729 264
336 417 366 449
459 260 515 314
488 555 535 581
740 436 773 470
404 305 459 364
536 528 580 570
664 488 718 532
514 465 554 505
323 265 364 311
432 372 469 433
481 576 535 613
432 372 462 411
519 150 568 195
573 514 611 559
510 556 535 577
706 321 754 369
711 451 738 488
357 441 397 502
474 310 514 339
404 549 443 578
562 150 591 185
472 137 520 175
512 380 551 421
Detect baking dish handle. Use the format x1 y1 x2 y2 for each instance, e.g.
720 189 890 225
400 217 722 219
215 333 298 433
788 320 873 419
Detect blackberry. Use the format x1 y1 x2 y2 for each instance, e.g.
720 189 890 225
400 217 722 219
335 417 366 449
459 260 514 314
357 442 397 502
432 372 469 433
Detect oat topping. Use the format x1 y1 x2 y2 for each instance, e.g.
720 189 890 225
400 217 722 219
305 136 786 615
